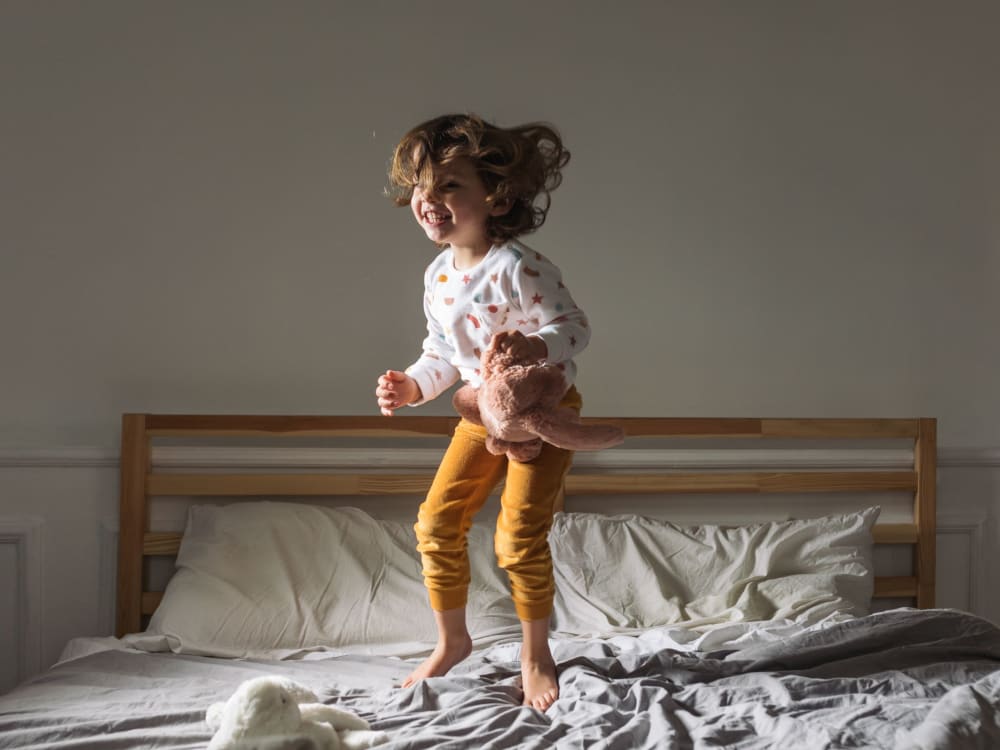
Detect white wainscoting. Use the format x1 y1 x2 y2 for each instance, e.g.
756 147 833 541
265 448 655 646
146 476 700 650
0 517 43 694
937 513 986 613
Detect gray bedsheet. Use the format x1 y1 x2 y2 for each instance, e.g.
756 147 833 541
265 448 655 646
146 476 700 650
2 608 999 749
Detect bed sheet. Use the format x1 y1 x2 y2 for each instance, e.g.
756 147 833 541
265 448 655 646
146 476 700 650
2 608 999 749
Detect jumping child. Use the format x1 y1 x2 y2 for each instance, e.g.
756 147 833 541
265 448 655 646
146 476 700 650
375 113 590 711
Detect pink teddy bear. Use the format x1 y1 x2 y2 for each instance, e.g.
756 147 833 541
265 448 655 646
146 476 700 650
452 335 625 462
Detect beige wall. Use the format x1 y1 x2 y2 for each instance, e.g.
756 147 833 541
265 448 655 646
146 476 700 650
1 1 997 449
1 0 999 686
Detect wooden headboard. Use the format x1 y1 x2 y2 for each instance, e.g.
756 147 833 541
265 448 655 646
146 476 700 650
116 415 937 638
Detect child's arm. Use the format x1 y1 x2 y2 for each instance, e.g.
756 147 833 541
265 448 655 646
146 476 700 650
510 253 590 364
384 263 460 411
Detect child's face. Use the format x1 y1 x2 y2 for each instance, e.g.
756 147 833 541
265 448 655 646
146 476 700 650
410 157 504 253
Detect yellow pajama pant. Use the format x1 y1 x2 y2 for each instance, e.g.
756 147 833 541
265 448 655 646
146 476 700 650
415 387 582 622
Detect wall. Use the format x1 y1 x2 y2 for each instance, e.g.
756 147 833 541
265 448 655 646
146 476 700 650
1 1 997 688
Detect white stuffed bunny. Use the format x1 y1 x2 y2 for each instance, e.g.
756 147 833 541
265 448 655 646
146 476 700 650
206 675 389 750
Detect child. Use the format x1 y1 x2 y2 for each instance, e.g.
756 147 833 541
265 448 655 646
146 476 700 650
375 113 590 711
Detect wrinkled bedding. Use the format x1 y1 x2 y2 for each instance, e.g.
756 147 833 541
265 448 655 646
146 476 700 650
2 609 999 749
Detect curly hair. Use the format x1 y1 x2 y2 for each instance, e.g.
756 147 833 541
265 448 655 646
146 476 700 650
387 113 570 242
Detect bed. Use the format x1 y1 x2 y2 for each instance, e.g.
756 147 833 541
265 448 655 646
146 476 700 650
2 414 999 749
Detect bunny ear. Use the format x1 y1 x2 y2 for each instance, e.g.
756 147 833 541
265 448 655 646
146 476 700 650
278 678 318 705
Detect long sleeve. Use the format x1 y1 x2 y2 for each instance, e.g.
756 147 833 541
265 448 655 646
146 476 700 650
401 241 589 401
508 250 590 365
404 265 461 405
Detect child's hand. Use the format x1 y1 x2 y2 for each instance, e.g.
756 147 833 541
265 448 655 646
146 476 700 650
376 370 421 416
493 331 548 364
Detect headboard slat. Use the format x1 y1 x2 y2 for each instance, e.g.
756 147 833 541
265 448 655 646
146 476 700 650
140 415 920 439
874 576 918 598
145 470 917 498
566 471 916 494
115 414 937 637
117 414 150 639
914 418 937 607
142 523 921 559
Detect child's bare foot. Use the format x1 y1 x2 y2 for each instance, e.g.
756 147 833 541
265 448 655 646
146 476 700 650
401 634 473 688
521 657 559 711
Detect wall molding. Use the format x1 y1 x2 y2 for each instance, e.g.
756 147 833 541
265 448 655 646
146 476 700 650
0 447 118 468
2 445 998 470
0 517 44 684
938 512 987 613
938 448 1000 468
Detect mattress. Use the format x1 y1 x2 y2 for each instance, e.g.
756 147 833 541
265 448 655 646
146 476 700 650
2 608 999 749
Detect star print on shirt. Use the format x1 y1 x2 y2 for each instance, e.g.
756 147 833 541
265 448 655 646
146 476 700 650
409 241 590 405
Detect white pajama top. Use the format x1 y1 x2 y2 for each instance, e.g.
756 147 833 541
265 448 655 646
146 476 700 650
405 240 590 405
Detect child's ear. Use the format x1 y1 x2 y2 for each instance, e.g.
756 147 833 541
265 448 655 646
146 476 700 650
489 198 513 217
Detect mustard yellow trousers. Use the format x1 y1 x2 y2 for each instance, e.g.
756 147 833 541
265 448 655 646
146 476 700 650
415 387 582 622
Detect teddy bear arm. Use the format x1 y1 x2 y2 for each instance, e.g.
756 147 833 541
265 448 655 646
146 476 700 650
525 411 626 452
339 729 391 750
529 367 572 410
451 385 483 425
506 439 543 463
299 719 339 750
299 703 371 731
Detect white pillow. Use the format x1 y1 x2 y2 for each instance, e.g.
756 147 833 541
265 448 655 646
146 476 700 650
142 502 520 658
549 507 880 635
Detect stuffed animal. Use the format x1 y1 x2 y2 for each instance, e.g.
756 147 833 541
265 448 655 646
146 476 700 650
206 675 388 750
453 334 626 461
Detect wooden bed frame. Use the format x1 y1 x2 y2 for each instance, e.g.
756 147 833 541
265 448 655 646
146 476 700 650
116 415 937 638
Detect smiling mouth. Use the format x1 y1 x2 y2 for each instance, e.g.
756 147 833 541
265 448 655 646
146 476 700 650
423 211 451 226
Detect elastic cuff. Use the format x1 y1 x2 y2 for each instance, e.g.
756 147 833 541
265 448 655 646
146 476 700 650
427 588 468 612
404 368 435 406
513 599 554 622
533 330 564 364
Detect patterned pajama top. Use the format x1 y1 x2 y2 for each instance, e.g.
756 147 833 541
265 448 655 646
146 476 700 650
405 240 590 405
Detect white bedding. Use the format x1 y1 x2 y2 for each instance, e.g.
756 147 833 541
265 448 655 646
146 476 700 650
126 502 879 660
74 608 855 666
25 609 1000 750
17 501 993 750
551 507 877 635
